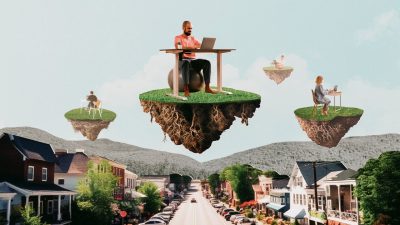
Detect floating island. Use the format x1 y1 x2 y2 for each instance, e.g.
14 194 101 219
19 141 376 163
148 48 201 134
294 106 363 148
139 87 261 153
64 108 116 141
263 66 294 84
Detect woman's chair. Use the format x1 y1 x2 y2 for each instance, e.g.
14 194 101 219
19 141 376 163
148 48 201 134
312 90 324 116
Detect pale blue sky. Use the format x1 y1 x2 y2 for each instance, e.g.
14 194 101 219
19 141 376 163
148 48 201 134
1 1 399 161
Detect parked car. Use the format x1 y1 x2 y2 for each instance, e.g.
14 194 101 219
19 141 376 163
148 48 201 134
225 211 240 220
213 202 224 208
139 219 166 225
191 198 197 203
171 200 181 205
153 213 171 221
150 216 168 223
221 208 234 216
156 212 173 218
217 206 226 213
230 214 245 223
163 206 174 213
237 217 254 225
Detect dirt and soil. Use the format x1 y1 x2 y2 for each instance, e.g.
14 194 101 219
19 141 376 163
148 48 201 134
68 120 111 141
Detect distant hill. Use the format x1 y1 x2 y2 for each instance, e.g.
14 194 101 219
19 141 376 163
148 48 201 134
1 127 399 178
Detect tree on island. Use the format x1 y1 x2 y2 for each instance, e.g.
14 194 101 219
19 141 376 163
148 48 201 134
138 182 163 216
355 151 400 225
74 160 118 225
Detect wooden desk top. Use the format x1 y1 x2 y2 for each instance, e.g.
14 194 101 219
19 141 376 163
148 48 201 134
328 90 342 96
160 49 235 54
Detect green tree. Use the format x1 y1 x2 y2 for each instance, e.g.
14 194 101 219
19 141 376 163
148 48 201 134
207 173 220 195
20 206 47 225
355 151 400 225
74 160 118 225
182 175 192 189
138 182 163 215
221 164 254 203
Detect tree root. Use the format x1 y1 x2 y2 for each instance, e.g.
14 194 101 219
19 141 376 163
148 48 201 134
141 100 260 153
295 115 362 148
68 120 111 141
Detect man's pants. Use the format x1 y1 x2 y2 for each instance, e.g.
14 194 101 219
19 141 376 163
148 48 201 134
180 59 211 85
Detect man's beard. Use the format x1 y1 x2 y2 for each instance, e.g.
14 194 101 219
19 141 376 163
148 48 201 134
184 31 191 36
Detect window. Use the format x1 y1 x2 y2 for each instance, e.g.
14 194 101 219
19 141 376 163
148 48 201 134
28 166 34 181
42 168 48 181
40 201 44 214
28 201 34 209
47 200 54 214
58 179 65 185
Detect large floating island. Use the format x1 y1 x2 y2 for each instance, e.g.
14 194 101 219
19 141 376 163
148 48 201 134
139 87 261 153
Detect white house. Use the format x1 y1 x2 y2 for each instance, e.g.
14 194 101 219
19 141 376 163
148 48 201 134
285 161 346 225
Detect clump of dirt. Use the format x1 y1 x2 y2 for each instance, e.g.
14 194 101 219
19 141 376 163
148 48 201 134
141 100 261 153
263 67 294 84
68 120 111 141
295 115 362 148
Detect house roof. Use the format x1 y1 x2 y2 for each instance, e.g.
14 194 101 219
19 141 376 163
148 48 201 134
0 181 75 196
329 169 357 181
2 133 57 163
296 161 346 186
55 152 90 174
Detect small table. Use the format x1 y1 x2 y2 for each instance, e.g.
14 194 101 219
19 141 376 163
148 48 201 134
328 90 342 111
160 48 235 101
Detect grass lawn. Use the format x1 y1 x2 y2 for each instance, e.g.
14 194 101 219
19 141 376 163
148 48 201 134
64 108 117 122
139 87 261 104
294 106 363 121
263 66 293 71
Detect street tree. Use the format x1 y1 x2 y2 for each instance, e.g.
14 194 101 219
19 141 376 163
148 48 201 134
74 160 118 225
138 182 163 215
207 173 220 195
221 164 254 203
355 151 400 225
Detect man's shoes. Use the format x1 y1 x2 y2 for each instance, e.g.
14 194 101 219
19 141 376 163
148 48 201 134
205 83 216 94
184 84 190 97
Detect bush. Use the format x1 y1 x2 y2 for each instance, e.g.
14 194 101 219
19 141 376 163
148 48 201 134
271 220 278 225
20 206 47 225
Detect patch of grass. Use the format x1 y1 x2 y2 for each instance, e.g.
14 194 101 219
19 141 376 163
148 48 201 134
64 108 117 122
139 87 261 104
263 66 293 71
294 106 363 121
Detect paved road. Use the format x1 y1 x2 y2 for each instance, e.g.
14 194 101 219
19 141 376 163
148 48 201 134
169 183 232 225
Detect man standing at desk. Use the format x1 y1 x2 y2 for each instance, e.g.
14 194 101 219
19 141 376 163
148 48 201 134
174 20 216 97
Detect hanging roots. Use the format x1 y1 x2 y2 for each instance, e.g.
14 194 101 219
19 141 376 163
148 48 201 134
141 100 260 153
296 115 362 148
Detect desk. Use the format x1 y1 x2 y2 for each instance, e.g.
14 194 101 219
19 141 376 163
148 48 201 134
160 49 235 100
328 90 342 111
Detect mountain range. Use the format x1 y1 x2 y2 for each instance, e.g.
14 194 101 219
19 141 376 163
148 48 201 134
1 127 399 179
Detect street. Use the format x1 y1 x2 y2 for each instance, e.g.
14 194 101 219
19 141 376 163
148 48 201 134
169 183 232 225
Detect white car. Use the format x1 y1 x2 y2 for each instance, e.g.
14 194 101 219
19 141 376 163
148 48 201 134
139 219 166 225
154 213 171 221
231 215 245 223
213 202 224 208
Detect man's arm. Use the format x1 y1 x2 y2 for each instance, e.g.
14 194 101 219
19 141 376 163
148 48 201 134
174 36 180 49
193 37 201 48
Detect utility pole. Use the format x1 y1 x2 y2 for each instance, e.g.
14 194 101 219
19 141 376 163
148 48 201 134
313 161 319 210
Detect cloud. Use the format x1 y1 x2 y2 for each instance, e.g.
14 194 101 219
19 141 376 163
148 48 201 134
355 10 400 43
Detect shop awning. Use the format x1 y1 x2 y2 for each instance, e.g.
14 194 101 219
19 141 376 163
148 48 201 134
284 207 306 219
267 203 285 211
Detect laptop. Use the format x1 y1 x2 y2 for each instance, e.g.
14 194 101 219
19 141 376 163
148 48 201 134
200 37 216 49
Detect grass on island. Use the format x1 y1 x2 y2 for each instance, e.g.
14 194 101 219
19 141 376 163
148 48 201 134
294 106 363 121
139 87 261 104
64 108 117 122
263 66 293 71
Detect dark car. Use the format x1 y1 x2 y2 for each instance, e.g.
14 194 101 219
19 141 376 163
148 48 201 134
191 198 197 203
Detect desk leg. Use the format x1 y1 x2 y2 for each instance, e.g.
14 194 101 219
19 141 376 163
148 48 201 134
167 53 187 101
217 52 232 95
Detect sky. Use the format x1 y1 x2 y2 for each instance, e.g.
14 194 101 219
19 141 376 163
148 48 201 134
0 1 399 162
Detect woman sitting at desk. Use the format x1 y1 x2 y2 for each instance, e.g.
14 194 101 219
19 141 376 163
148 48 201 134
315 75 332 115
